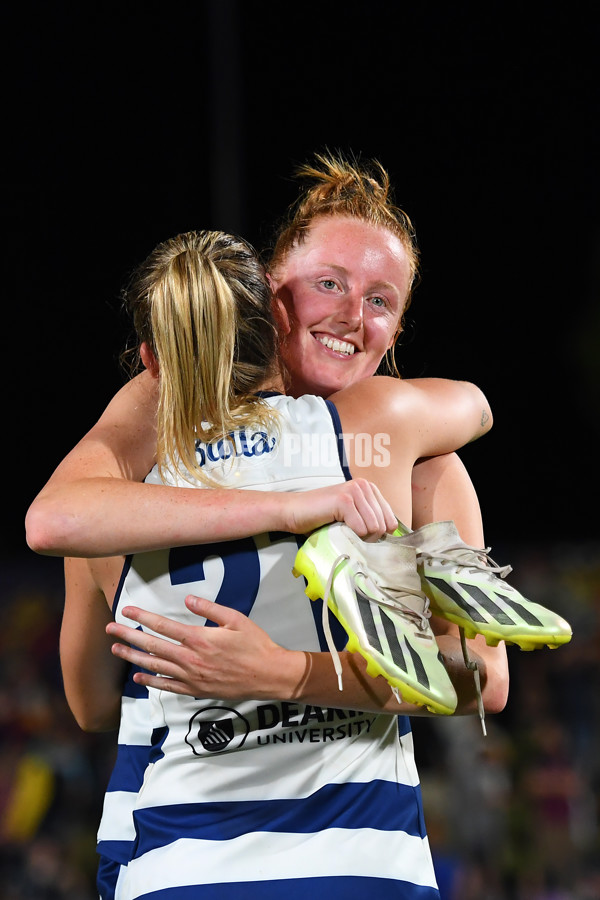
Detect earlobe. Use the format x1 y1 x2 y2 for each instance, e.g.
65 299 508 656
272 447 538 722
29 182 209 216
140 342 160 378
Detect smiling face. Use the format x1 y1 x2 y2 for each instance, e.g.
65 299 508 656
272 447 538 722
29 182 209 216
272 216 412 398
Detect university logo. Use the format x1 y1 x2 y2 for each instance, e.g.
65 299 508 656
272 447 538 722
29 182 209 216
186 705 250 755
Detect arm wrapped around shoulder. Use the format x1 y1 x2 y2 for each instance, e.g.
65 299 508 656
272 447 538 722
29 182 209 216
330 375 493 463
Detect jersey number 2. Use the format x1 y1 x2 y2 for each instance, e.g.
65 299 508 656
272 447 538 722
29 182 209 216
169 538 261 625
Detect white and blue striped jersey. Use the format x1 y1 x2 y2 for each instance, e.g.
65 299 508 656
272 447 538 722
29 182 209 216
100 393 440 900
96 662 151 900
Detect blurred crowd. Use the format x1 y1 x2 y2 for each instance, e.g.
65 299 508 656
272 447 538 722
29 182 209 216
415 540 600 899
1 541 598 899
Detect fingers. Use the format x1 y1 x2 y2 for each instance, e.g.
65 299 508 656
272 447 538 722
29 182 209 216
107 619 199 682
105 598 249 678
110 639 176 677
106 620 172 655
343 479 398 540
106 622 184 672
105 598 290 701
112 606 202 643
184 595 238 627
109 599 242 642
359 481 397 534
372 482 398 531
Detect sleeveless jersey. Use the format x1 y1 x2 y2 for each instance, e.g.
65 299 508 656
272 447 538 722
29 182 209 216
102 393 439 900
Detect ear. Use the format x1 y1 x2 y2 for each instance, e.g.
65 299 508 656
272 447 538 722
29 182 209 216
140 342 160 378
271 290 291 337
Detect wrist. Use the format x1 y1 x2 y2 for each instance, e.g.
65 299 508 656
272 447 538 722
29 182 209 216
271 648 309 701
276 493 298 534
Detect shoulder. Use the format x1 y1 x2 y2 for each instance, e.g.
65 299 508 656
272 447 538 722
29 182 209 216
329 375 464 439
330 376 399 405
99 371 158 426
83 372 158 480
329 376 415 422
330 376 469 412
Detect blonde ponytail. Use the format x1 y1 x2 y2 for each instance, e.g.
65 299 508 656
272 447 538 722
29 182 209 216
123 231 279 484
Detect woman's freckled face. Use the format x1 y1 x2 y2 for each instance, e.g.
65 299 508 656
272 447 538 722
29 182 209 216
273 216 411 398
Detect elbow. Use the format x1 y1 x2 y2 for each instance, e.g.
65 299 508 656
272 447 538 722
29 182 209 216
483 678 509 715
482 662 510 715
25 502 75 556
461 381 493 440
483 402 494 435
25 504 54 554
465 636 509 716
477 386 493 435
78 715 119 734
69 702 120 734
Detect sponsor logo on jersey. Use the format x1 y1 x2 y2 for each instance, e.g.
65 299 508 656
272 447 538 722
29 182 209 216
186 706 250 754
195 430 277 468
184 701 378 754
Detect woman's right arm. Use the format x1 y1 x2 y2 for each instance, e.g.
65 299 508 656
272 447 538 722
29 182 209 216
106 596 505 717
61 556 127 732
26 372 397 556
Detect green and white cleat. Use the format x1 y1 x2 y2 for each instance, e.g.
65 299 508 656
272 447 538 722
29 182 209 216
293 522 457 716
393 521 572 651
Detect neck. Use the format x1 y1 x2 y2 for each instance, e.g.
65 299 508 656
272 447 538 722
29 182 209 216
256 362 286 394
257 375 286 394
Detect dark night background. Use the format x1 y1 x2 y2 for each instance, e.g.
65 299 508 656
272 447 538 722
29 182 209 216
6 1 600 555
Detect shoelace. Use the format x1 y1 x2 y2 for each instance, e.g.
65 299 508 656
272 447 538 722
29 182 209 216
322 554 349 691
419 542 512 580
372 580 431 632
417 540 511 736
414 541 490 735
459 628 487 737
321 554 431 693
